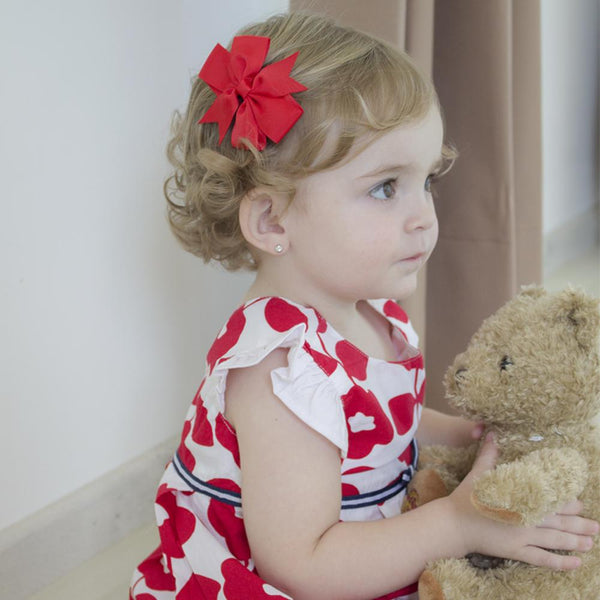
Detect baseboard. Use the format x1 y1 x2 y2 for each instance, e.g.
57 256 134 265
0 436 177 600
544 205 600 278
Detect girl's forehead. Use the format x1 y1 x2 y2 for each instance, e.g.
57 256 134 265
345 108 444 172
295 108 444 196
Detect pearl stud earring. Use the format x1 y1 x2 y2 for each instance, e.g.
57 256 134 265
274 244 284 254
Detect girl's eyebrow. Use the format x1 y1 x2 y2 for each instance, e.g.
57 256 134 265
359 156 444 179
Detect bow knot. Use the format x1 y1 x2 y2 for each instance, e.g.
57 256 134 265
198 35 307 150
235 78 252 100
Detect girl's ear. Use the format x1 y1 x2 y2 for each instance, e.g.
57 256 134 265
238 189 290 255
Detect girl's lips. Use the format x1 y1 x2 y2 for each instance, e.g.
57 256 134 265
403 252 425 262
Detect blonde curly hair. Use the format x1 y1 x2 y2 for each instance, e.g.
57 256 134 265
165 11 448 270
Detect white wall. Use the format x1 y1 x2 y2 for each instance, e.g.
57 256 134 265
1 0 287 531
7 0 595 536
541 0 599 235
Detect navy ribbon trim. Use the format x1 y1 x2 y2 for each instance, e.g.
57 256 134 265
173 439 418 511
173 452 242 507
341 439 418 510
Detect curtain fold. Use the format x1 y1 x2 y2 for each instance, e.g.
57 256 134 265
426 0 542 410
289 0 542 413
399 0 435 346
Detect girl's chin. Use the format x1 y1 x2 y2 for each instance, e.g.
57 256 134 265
388 275 420 301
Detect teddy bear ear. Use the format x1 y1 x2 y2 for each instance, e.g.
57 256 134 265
552 287 600 352
518 284 546 299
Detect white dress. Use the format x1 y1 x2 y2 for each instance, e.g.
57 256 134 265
130 296 424 600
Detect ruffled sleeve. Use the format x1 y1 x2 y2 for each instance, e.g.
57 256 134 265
209 297 349 455
271 341 348 455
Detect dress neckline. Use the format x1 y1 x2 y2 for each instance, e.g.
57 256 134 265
241 296 422 367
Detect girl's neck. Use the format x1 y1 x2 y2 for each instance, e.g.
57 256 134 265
245 268 359 328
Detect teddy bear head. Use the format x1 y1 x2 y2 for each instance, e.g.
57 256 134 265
444 286 600 429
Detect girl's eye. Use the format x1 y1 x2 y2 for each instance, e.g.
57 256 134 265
370 179 397 200
424 174 436 193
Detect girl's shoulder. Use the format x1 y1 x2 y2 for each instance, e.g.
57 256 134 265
205 296 323 375
202 297 422 458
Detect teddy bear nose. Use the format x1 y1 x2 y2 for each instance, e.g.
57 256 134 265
454 368 468 385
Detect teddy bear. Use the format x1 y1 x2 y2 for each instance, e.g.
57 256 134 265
410 286 600 600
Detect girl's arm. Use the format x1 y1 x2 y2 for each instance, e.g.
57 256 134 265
417 406 483 447
226 350 597 600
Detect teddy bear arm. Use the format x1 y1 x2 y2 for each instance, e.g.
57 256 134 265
472 447 588 526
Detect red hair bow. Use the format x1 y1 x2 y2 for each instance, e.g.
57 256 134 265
198 35 307 150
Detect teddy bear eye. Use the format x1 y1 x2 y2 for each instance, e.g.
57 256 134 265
499 355 514 371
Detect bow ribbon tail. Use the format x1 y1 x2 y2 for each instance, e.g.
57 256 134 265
199 90 239 143
230 101 265 150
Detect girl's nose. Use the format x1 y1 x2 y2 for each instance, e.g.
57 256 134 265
404 192 437 232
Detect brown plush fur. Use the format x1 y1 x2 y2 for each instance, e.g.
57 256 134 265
412 286 600 599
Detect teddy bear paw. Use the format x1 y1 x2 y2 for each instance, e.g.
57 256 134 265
418 569 446 600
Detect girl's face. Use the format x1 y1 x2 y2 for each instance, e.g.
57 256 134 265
281 106 444 307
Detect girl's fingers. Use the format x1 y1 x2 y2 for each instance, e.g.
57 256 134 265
528 526 594 556
552 499 585 516
540 512 600 536
518 546 582 571
471 422 485 439
538 500 600 537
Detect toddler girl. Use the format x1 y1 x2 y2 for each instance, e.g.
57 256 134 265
130 12 597 600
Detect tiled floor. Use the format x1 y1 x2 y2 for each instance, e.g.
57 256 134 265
29 246 599 600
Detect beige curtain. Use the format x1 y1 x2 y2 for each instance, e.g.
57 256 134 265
290 0 542 413
426 0 542 410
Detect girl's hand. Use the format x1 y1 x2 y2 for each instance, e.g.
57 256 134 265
417 407 483 447
447 434 599 570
